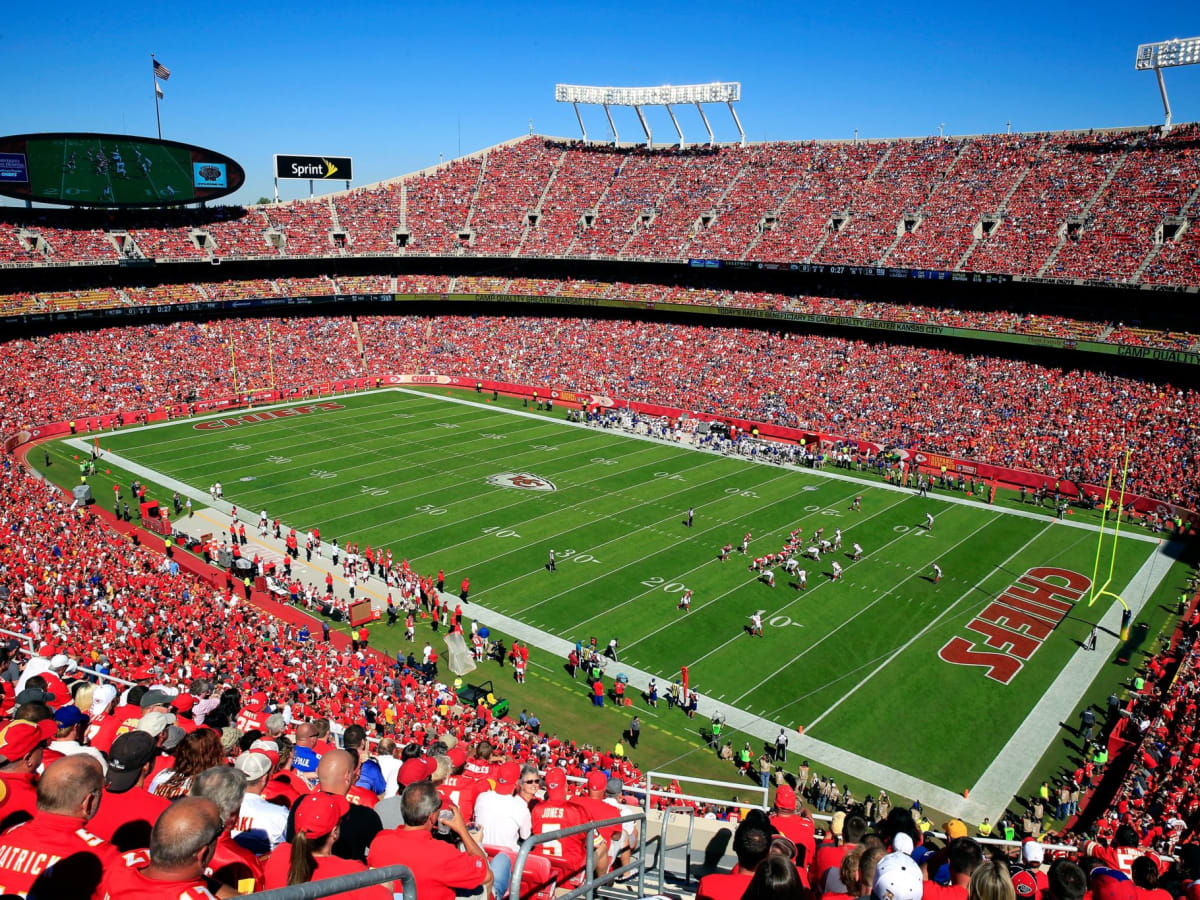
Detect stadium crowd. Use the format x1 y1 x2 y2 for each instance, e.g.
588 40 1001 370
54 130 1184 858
1 126 1198 286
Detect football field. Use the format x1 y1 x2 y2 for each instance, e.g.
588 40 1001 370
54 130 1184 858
61 388 1170 808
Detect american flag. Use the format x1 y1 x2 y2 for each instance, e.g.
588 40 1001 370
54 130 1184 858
152 59 171 81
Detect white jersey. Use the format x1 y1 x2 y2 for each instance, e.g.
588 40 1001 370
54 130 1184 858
233 792 289 851
831 562 843 577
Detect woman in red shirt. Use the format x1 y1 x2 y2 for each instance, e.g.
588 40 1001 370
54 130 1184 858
263 793 389 899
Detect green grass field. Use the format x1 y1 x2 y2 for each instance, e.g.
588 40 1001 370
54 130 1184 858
47 387 1172 810
28 136 195 205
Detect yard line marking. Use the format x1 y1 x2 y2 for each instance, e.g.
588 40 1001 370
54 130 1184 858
726 514 999 705
804 521 1054 732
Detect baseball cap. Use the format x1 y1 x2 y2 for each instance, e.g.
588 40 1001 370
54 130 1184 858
398 758 431 787
90 684 118 718
14 687 56 706
171 694 196 713
130 665 155 681
249 739 281 767
831 811 846 836
53 706 89 729
544 766 568 799
873 850 924 900
605 777 624 797
234 751 273 782
0 719 56 761
107 731 157 792
49 654 70 669
447 746 467 768
945 819 969 840
295 792 350 839
1021 838 1044 864
775 784 797 810
496 761 521 795
1090 868 1135 900
586 770 608 792
893 833 915 854
140 689 176 709
1012 870 1040 899
140 710 178 738
162 725 186 751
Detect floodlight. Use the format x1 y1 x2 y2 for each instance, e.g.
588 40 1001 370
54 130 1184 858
1134 37 1200 129
554 82 744 147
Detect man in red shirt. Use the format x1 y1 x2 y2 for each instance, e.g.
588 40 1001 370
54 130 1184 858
921 837 984 900
368 780 492 900
98 796 222 899
769 784 815 870
0 755 122 899
697 816 772 900
86 730 171 851
531 766 596 887
812 813 867 890
569 770 624 856
437 748 482 825
0 717 55 831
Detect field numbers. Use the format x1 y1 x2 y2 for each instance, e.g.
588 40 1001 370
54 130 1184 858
310 468 338 480
482 526 522 539
640 576 689 592
480 433 508 440
653 471 685 481
433 422 460 429
530 444 558 452
229 443 252 451
360 485 389 497
754 609 805 630
894 524 931 536
725 487 759 498
416 504 447 516
590 457 620 466
557 549 601 565
803 504 843 517
266 455 292 464
393 413 414 419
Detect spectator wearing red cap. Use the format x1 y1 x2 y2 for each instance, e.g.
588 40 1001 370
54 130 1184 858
264 792 389 898
0 755 121 900
770 784 815 872
0 718 56 830
570 769 625 856
86 730 171 851
532 766 595 887
437 745 482 826
171 693 199 734
474 760 532 851
190 764 265 895
98 795 223 899
369 780 493 900
285 748 382 863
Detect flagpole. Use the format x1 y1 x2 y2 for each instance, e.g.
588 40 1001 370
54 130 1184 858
152 54 162 139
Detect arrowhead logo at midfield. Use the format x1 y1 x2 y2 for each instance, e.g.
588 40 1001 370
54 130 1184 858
487 473 557 492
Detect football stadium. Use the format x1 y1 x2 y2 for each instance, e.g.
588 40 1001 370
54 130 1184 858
1 19 1199 900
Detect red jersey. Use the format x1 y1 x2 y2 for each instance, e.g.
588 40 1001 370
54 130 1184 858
263 844 389 899
0 811 123 899
206 833 264 894
98 854 218 899
568 797 623 847
437 775 482 824
0 772 38 831
530 799 586 881
368 828 489 900
922 882 969 900
1081 843 1166 877
698 872 754 900
89 705 142 755
771 812 816 870
86 785 171 851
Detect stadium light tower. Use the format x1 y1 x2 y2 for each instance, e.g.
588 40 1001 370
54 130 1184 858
554 82 744 148
1135 36 1200 130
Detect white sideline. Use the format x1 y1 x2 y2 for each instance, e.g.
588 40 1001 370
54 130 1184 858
62 389 1178 821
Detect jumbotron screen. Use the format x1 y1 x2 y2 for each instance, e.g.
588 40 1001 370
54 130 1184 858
0 132 245 207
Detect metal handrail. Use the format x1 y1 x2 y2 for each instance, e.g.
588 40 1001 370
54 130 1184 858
246 863 416 899
512 811 646 900
656 804 696 894
644 769 769 814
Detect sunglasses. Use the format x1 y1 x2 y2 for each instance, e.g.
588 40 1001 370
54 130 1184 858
521 779 541 785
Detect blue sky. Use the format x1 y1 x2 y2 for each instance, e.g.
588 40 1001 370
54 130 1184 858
3 0 1198 204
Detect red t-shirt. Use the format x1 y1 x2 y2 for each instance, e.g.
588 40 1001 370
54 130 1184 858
698 871 754 900
531 799 586 881
923 881 969 900
367 828 489 900
811 842 850 889
0 771 39 831
568 796 623 847
1082 843 1166 876
86 785 171 851
263 844 389 899
98 855 218 899
89 705 143 755
771 812 816 869
438 775 483 825
207 833 264 894
0 811 123 899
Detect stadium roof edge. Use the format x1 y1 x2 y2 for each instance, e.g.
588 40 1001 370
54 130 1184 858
235 120 1192 210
